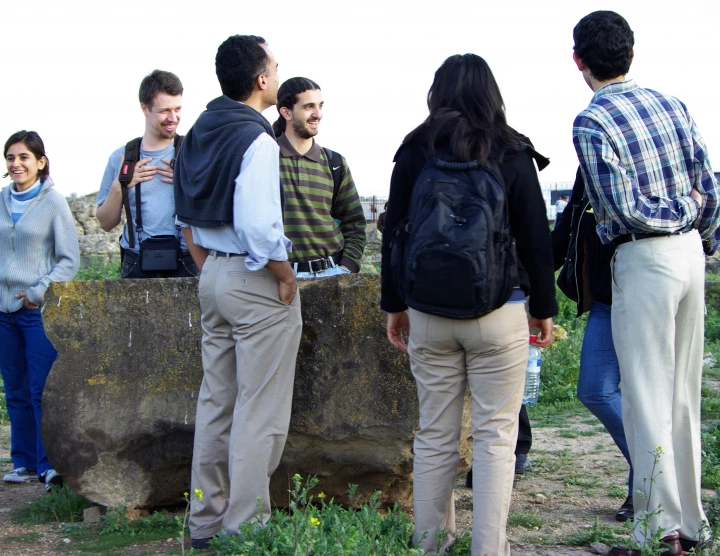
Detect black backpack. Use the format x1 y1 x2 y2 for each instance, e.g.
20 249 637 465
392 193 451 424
390 155 518 319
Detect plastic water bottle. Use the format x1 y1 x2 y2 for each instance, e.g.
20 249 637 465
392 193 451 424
522 336 542 406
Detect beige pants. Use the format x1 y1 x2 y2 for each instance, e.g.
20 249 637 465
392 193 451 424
189 254 302 539
408 303 528 556
611 230 708 542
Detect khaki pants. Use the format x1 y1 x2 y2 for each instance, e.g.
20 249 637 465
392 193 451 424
408 303 528 556
611 230 708 542
189 254 302 539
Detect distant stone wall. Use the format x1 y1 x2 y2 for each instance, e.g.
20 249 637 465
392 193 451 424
66 193 122 264
67 192 383 271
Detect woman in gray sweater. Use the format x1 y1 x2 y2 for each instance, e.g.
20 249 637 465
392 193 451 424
1 130 79 490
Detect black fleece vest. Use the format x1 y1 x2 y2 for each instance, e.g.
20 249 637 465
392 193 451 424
174 96 278 228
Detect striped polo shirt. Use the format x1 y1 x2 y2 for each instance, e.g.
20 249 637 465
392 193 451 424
278 134 366 271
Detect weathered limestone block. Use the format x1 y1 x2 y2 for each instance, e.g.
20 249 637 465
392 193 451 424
42 275 471 509
67 193 123 263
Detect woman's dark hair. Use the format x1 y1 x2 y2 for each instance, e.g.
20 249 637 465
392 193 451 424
573 11 634 81
272 77 321 136
405 54 521 164
215 35 269 101
3 130 50 182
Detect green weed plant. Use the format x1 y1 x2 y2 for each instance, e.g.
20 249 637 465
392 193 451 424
209 474 460 556
14 484 94 524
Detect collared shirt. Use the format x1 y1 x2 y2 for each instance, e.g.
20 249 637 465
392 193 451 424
573 79 719 244
278 134 366 271
190 133 291 271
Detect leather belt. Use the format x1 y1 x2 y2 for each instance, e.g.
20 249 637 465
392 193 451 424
210 250 248 257
613 232 675 246
294 253 342 273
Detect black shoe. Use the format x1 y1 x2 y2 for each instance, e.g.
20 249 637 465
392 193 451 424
465 469 473 488
615 496 634 522
515 453 531 474
191 537 213 549
679 537 699 552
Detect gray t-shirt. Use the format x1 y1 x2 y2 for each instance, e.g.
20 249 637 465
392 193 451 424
97 143 187 252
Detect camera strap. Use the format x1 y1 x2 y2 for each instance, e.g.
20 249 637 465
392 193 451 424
120 134 184 249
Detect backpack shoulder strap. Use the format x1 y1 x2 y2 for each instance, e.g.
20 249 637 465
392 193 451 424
119 137 142 248
171 134 184 168
323 147 343 209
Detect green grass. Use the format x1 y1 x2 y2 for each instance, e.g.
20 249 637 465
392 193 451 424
0 390 7 425
14 484 95 524
63 524 181 553
563 517 625 547
702 426 720 489
565 474 600 489
534 286 585 405
558 428 600 438
606 483 628 499
74 256 121 280
4 532 41 543
507 511 545 529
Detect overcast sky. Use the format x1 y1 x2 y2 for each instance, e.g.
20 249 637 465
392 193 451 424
1 0 717 199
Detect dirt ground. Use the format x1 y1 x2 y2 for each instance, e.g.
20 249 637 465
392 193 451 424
0 418 712 555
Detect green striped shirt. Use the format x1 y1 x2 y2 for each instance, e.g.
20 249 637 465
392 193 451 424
278 134 366 271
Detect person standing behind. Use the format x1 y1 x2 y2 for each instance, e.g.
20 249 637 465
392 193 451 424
272 77 366 277
382 54 556 556
0 131 80 490
174 35 302 549
552 169 634 523
96 70 197 278
572 11 719 554
555 194 569 215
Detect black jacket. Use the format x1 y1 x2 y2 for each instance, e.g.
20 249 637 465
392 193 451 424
381 129 558 320
551 168 614 316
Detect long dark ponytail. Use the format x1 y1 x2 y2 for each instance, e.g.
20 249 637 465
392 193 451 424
272 77 321 136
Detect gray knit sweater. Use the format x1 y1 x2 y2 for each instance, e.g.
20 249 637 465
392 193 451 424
0 178 80 312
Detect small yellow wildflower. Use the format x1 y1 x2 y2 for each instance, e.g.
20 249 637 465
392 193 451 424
309 517 321 526
318 492 326 499
194 488 204 502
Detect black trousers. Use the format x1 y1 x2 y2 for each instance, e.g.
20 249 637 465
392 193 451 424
516 404 532 455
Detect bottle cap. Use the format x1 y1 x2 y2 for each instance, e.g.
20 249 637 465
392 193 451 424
529 335 538 344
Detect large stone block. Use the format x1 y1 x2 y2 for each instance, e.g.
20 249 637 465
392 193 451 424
42 276 473 509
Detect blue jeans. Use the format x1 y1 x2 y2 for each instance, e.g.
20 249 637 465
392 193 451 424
577 301 633 496
0 306 58 475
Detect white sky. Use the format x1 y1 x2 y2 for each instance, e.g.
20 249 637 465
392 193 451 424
1 0 718 198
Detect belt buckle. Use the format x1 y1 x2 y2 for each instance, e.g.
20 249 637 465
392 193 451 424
308 258 327 273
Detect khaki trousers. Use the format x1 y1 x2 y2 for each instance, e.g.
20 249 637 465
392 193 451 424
611 230 708 542
189 254 302 539
408 303 528 556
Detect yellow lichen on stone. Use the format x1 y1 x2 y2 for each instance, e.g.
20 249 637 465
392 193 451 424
87 374 108 386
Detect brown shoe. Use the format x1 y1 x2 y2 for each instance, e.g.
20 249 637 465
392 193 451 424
608 532 681 556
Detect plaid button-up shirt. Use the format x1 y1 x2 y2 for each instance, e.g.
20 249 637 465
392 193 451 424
573 79 719 246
